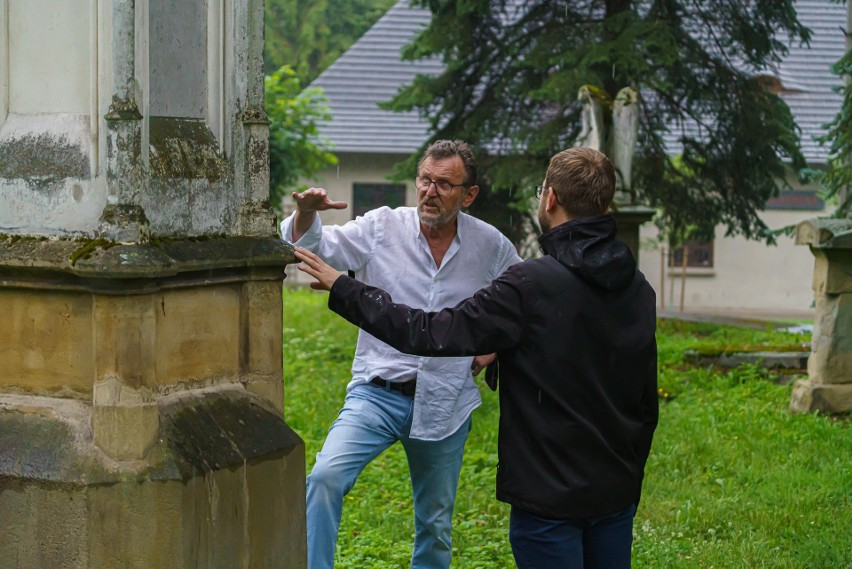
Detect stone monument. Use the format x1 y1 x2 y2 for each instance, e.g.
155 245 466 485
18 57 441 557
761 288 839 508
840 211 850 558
0 1 306 567
791 218 852 414
576 85 654 259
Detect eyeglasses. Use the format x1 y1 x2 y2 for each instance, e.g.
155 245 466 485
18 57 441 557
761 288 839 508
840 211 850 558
416 176 467 195
535 185 561 204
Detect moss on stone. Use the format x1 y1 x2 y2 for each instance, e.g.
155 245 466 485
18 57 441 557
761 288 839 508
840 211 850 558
0 132 90 183
148 117 230 183
69 238 118 265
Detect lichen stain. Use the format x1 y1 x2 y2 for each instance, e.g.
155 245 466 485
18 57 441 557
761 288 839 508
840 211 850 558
238 106 268 124
0 134 89 186
105 95 142 120
248 136 268 180
149 117 229 184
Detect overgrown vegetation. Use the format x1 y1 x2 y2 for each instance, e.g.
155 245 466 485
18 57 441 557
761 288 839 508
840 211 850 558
283 289 851 568
263 0 396 211
264 0 396 83
265 66 338 212
387 1 813 244
812 0 851 217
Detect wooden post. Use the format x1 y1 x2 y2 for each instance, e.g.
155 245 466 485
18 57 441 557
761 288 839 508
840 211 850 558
679 245 689 312
659 246 666 309
668 248 675 310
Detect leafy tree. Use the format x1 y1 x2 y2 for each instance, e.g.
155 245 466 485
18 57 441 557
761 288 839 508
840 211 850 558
386 0 812 243
265 66 338 212
815 0 851 217
264 0 396 84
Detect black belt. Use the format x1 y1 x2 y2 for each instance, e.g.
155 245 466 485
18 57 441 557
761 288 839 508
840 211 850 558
369 377 417 397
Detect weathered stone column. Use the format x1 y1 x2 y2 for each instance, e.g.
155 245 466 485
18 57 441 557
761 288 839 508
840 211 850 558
0 0 306 567
576 85 654 261
791 218 852 414
613 205 655 262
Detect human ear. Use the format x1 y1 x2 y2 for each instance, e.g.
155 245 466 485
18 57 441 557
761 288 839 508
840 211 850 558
462 185 479 207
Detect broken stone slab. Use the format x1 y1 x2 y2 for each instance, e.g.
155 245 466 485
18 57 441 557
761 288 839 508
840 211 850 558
684 349 810 371
687 350 810 370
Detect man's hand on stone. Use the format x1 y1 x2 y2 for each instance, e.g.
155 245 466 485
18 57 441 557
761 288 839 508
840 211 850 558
295 247 345 291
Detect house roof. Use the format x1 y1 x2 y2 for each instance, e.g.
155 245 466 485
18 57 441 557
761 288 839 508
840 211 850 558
311 0 846 163
309 1 436 154
781 0 846 163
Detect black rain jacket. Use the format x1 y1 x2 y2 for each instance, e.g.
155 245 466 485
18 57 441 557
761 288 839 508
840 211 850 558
329 213 658 520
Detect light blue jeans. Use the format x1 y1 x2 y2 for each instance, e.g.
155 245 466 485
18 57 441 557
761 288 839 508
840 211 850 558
306 384 471 569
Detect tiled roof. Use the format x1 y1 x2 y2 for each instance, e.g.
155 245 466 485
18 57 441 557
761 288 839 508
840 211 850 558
311 0 846 163
779 0 846 163
309 1 437 153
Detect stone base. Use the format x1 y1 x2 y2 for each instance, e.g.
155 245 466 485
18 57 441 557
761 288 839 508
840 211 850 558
612 206 655 263
0 388 306 568
790 378 852 414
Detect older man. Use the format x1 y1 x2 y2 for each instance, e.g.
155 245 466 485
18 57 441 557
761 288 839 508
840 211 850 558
296 147 658 569
281 140 520 569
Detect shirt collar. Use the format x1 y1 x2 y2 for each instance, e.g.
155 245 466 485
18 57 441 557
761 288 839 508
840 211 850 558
412 208 467 242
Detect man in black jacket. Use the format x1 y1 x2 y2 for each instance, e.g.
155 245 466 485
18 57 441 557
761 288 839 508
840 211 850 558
295 147 658 569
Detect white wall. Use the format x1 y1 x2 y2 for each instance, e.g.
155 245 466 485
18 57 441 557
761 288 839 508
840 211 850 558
638 208 822 318
284 152 417 225
299 152 822 318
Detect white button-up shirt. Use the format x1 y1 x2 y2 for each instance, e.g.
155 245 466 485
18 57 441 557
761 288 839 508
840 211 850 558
281 206 521 440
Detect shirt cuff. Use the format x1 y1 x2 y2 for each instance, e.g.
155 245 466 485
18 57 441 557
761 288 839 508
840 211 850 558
279 211 322 248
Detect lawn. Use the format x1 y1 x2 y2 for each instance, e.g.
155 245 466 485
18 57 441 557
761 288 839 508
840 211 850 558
282 288 851 568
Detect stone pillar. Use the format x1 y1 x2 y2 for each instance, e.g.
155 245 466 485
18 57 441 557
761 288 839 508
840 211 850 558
613 205 655 263
791 218 852 414
0 1 306 567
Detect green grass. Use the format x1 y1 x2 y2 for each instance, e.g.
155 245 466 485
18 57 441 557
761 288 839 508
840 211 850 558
282 288 852 568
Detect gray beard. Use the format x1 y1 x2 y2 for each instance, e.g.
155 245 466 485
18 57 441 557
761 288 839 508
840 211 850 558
418 203 458 228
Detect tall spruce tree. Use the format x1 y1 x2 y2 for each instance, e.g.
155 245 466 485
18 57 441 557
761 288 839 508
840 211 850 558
387 0 811 243
817 0 851 216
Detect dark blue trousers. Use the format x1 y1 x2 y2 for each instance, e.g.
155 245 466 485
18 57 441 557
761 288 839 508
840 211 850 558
509 503 637 569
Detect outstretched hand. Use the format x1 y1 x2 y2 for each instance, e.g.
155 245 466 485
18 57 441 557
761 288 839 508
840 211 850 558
295 247 345 291
292 188 347 213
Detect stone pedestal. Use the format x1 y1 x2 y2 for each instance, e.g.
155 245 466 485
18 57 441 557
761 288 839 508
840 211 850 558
791 218 852 414
0 238 306 568
613 205 656 263
0 0 306 566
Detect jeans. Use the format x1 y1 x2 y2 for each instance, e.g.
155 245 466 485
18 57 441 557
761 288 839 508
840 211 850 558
306 384 471 569
509 503 637 569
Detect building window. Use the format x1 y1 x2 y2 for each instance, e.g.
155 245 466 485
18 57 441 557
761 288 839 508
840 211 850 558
352 183 406 218
669 239 714 269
